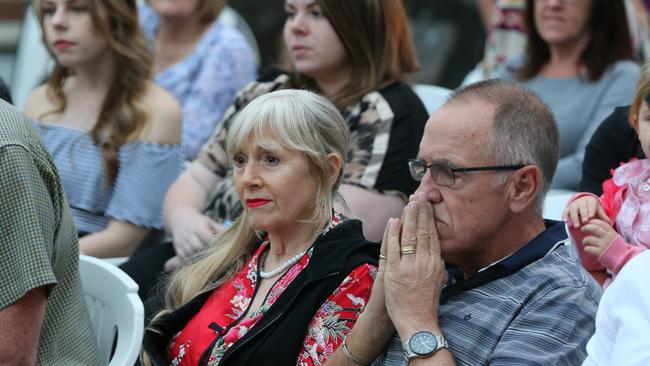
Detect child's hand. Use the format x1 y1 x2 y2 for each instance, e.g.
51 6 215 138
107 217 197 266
581 219 617 257
562 195 611 228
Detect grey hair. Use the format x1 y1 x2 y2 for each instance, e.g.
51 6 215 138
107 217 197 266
447 79 559 213
226 89 349 224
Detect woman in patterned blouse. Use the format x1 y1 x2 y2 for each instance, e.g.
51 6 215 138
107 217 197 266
141 90 378 366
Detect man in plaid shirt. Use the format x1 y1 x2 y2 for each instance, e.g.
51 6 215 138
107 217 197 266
0 99 99 365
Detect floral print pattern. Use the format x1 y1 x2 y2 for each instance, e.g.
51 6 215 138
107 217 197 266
166 213 376 366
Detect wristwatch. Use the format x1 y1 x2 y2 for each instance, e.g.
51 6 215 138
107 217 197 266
403 331 448 360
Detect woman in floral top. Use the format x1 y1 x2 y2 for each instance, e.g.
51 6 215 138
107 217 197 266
141 90 378 366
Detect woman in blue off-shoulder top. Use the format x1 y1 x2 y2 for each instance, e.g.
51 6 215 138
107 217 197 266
24 0 183 258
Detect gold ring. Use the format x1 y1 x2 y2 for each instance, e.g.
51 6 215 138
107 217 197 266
379 254 387 260
401 247 416 255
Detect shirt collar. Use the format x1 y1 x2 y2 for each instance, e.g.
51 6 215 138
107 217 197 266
495 219 568 271
445 220 568 288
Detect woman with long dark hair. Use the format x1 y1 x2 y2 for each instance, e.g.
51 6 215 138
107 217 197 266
495 0 640 190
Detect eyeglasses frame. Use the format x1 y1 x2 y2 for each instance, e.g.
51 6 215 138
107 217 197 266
408 159 526 186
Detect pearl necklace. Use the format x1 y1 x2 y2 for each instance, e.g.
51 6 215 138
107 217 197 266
259 250 306 278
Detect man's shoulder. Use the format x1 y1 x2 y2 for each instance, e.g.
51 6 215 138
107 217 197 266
0 101 56 175
445 244 600 315
517 245 601 301
0 100 33 148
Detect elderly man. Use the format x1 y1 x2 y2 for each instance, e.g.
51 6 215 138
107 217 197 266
328 80 601 366
0 100 99 365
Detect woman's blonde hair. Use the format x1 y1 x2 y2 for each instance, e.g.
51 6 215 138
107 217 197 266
143 91 348 358
34 0 152 184
630 63 650 130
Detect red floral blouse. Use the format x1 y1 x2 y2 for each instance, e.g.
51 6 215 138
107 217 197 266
167 214 377 366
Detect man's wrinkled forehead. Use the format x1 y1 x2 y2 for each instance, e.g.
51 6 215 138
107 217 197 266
418 100 495 163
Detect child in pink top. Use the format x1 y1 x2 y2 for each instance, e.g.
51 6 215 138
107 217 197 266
563 65 650 283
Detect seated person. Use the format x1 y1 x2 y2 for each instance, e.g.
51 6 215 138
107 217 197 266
494 0 640 190
122 0 427 297
564 62 650 285
139 0 257 160
0 99 100 365
326 80 601 366
582 250 650 366
579 64 650 195
140 89 378 366
24 0 183 257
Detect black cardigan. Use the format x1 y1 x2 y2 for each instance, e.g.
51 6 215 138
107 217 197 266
142 219 379 366
580 106 645 195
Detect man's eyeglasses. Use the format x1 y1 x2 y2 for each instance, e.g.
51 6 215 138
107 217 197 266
408 159 525 186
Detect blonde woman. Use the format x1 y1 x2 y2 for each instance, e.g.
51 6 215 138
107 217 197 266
24 0 183 257
142 90 378 366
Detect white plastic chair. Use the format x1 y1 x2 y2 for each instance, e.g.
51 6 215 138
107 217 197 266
543 189 576 221
79 255 144 366
412 84 451 116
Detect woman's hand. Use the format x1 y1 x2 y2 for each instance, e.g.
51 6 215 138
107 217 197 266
562 195 611 228
169 208 224 258
581 219 617 257
384 199 447 340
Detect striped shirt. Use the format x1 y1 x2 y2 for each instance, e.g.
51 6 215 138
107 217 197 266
372 220 602 366
0 100 100 365
33 122 183 233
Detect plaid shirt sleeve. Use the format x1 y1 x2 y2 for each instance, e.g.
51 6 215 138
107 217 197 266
0 144 57 309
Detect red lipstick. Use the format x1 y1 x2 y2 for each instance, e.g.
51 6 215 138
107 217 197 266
246 199 271 208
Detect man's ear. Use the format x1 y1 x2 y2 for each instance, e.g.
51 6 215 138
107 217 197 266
327 153 343 186
507 165 541 213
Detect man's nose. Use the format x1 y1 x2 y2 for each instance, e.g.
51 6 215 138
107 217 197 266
415 171 444 203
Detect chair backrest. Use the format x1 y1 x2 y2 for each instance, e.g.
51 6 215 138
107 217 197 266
543 189 576 221
411 84 451 116
79 255 144 366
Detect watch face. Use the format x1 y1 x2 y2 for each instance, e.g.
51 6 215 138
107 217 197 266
410 331 438 356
